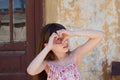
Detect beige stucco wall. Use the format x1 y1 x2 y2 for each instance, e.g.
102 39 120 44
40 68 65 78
45 0 120 80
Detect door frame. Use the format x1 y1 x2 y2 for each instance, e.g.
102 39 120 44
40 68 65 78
26 0 44 80
26 0 44 71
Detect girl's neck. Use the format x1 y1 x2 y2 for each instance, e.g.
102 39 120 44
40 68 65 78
54 54 70 66
58 54 67 60
56 53 68 63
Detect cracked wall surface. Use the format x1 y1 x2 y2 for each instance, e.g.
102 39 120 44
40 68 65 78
45 0 120 79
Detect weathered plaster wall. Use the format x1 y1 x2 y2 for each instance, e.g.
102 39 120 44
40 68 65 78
45 0 120 79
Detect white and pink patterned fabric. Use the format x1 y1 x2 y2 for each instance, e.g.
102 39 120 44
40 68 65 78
47 56 81 80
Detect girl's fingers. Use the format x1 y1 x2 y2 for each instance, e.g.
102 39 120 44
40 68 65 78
62 36 69 43
52 33 56 37
57 29 66 37
52 32 58 37
56 30 62 37
50 33 58 42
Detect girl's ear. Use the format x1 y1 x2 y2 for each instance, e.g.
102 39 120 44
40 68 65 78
44 43 48 47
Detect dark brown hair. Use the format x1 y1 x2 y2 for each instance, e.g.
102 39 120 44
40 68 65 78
36 23 67 80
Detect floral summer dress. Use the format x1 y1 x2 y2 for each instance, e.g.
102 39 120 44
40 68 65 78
47 55 81 80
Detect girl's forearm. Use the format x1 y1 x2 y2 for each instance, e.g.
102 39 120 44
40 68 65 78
27 45 51 75
71 29 104 39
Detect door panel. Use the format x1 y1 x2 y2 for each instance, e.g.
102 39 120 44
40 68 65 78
0 0 43 80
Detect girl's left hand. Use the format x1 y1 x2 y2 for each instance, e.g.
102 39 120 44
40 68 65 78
56 29 73 43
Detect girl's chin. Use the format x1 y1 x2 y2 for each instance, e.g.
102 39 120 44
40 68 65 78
63 47 69 52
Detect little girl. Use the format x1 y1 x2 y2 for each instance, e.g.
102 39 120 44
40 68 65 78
27 23 104 80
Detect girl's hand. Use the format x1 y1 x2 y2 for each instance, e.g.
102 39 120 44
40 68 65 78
47 32 58 50
56 29 73 43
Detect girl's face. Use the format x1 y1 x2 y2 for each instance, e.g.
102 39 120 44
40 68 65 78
52 36 69 55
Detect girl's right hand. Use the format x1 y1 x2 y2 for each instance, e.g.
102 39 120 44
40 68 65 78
47 32 58 50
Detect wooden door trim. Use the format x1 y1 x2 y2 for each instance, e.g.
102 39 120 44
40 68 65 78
35 0 44 51
25 0 36 67
0 42 26 51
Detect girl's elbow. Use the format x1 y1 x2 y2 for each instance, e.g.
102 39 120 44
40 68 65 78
27 67 36 76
